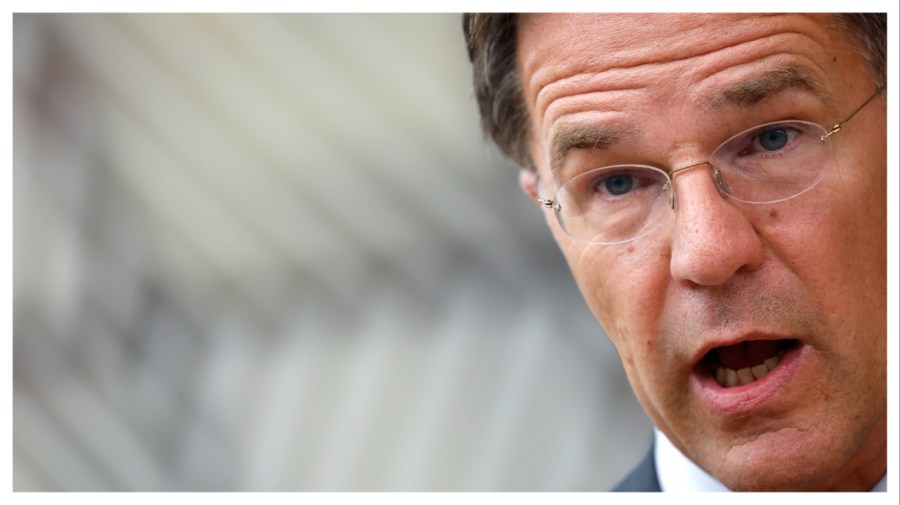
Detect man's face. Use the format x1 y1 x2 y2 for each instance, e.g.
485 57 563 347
517 14 886 490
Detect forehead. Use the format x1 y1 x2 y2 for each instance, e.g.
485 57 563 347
517 13 844 100
515 14 864 172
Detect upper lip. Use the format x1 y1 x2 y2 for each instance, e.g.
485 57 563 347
691 332 804 368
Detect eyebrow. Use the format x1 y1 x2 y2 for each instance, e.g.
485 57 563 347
548 65 828 178
710 65 827 109
550 123 638 177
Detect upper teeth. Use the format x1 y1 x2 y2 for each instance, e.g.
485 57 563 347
714 351 785 388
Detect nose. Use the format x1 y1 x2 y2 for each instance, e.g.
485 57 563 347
668 165 764 287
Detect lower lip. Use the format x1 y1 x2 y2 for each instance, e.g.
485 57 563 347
690 343 807 415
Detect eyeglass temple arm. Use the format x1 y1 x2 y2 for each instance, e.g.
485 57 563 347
823 86 885 139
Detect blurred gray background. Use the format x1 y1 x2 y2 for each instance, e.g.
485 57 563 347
13 13 651 491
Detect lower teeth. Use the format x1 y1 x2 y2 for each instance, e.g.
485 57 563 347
714 351 784 388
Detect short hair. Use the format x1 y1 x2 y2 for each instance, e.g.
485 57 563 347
463 13 887 171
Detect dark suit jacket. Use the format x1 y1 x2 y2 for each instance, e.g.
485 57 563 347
612 443 661 492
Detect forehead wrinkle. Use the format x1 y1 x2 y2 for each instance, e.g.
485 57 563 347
532 70 602 128
550 122 638 177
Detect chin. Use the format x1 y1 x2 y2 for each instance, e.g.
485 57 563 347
719 466 820 491
709 434 850 491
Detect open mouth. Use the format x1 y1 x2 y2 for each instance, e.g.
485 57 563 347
701 339 800 388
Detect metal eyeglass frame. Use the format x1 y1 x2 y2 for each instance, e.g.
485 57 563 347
538 87 884 217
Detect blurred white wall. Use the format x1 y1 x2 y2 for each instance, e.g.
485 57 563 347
13 13 651 491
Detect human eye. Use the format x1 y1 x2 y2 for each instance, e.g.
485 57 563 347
580 167 661 200
556 166 665 219
596 172 638 197
712 120 828 201
555 165 668 240
736 122 804 158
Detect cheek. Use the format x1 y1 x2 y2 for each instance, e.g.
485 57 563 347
555 234 670 359
763 169 886 368
785 180 884 314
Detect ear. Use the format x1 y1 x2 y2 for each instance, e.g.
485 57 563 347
518 169 541 206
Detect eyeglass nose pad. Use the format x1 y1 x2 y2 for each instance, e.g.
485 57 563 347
663 181 675 209
667 164 728 210
712 166 731 195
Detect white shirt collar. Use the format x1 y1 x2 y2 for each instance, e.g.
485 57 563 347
654 428 730 492
653 428 887 492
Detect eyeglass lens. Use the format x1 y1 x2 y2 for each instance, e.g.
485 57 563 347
554 120 833 244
